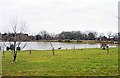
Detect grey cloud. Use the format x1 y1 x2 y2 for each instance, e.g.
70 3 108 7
0 0 119 34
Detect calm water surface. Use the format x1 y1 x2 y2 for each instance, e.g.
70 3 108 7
0 42 116 50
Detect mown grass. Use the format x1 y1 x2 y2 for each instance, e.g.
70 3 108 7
2 48 118 76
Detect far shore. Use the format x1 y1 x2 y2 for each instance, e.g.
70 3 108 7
0 40 118 44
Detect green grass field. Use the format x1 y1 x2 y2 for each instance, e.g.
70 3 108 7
2 48 118 76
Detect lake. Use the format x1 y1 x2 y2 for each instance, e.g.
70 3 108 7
0 42 116 50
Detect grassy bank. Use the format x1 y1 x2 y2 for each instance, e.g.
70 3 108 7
2 48 118 76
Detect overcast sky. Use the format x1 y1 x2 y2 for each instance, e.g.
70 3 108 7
0 0 119 35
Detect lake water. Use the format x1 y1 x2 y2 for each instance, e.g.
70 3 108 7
0 42 116 50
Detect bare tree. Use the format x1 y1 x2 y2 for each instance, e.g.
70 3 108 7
4 19 28 62
73 46 75 52
99 33 104 37
49 33 56 40
27 44 32 54
94 32 98 39
50 41 55 56
40 30 48 40
107 31 112 40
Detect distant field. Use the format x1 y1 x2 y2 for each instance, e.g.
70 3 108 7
2 48 118 76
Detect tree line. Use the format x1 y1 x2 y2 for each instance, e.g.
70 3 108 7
0 30 119 42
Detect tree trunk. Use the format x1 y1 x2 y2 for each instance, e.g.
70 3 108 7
52 50 55 55
106 46 109 53
13 53 17 62
13 39 17 62
52 47 55 56
73 46 75 52
29 50 32 54
3 50 5 57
